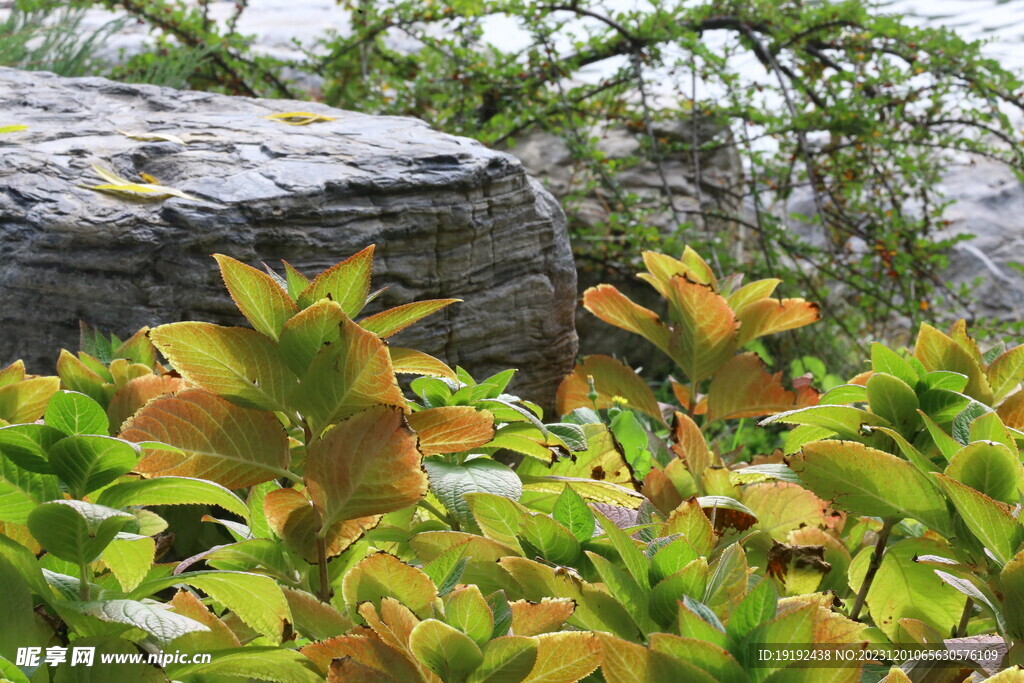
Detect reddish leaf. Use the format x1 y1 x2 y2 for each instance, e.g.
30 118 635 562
305 405 428 528
301 633 421 679
341 552 438 619
264 487 379 562
124 388 290 488
582 284 670 353
406 407 495 455
734 297 820 346
107 374 186 434
998 391 1024 430
706 353 819 422
389 348 457 380
290 319 407 434
510 598 576 636
555 355 665 424
663 276 739 384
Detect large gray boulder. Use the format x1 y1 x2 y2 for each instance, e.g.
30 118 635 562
0 67 577 407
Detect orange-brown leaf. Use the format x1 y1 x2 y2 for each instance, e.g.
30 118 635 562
108 373 186 434
998 391 1024 430
664 276 739 384
290 318 407 434
555 355 665 424
305 406 427 528
582 284 670 354
706 353 819 422
406 406 495 455
301 633 422 679
735 297 819 346
510 598 576 636
264 487 379 562
169 588 242 651
124 388 290 488
389 348 457 380
670 412 712 476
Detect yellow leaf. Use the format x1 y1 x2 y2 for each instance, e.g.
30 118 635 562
706 352 819 422
116 129 187 145
265 111 337 125
555 355 665 424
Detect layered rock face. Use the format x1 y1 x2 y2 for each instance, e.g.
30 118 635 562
0 67 577 406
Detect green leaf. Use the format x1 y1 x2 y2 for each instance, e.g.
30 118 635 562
866 372 920 433
849 538 966 642
0 458 61 523
410 618 484 683
650 559 709 628
518 511 580 565
465 492 524 552
760 405 891 438
587 551 656 632
552 485 595 542
934 473 1024 565
726 576 777 639
610 410 653 479
98 476 251 523
788 440 953 536
871 343 918 388
425 458 522 530
594 508 650 589
167 646 322 682
445 584 494 646
297 245 374 316
944 441 1022 503
101 535 156 592
44 390 109 436
72 599 210 646
360 299 461 338
1000 549 1024 640
214 254 298 341
0 555 40 661
48 435 139 498
546 423 588 451
282 260 311 300
0 423 63 474
27 500 133 565
149 323 297 411
469 636 538 683
132 570 291 643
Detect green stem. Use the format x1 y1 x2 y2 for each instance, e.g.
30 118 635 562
849 518 896 621
956 598 973 638
79 562 91 602
418 500 459 531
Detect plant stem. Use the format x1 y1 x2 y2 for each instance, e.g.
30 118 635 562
315 536 331 602
956 598 973 638
849 518 896 621
418 500 458 531
79 562 91 602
